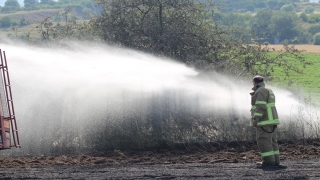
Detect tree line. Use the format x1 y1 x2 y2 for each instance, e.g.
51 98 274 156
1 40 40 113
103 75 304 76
1 0 95 12
210 0 315 13
219 9 318 44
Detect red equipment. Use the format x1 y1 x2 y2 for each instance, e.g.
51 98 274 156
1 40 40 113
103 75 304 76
0 49 20 149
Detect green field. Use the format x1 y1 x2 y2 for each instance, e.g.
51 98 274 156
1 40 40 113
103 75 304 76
270 52 320 101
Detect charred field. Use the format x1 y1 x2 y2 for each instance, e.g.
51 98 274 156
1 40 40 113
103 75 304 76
0 141 319 179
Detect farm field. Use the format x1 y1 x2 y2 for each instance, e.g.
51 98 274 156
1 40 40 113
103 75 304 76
266 44 320 101
0 9 62 22
268 44 320 54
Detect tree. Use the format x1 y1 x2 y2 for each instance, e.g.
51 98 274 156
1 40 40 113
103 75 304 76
24 0 38 8
0 16 13 27
304 6 315 14
307 13 320 23
24 0 38 6
4 0 20 7
252 9 273 39
308 25 320 35
245 4 255 12
3 0 20 11
90 0 227 65
19 18 29 26
269 11 302 41
40 0 54 4
314 32 320 45
58 0 70 3
277 1 287 9
299 12 308 22
255 2 267 9
280 4 295 12
267 0 278 10
1 6 12 13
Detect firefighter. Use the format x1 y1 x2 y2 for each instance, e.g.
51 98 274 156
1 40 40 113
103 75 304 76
250 75 280 167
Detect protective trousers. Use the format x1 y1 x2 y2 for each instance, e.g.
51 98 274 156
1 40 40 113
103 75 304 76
256 125 280 165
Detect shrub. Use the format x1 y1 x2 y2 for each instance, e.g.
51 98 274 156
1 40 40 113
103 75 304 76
4 0 20 11
307 13 320 23
308 25 320 35
0 16 13 27
280 4 295 12
314 32 320 45
245 4 255 12
300 12 308 22
304 5 315 14
1 6 12 13
255 1 267 9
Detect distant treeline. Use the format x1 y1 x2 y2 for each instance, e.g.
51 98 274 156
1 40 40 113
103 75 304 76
215 9 320 45
0 0 97 14
208 0 314 13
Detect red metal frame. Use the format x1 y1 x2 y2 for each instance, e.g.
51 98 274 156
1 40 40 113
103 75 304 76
0 49 20 149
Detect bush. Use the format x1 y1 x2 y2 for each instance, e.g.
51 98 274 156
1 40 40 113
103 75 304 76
19 18 29 27
280 4 295 12
245 4 255 12
0 16 13 27
304 5 315 14
4 0 20 11
1 6 12 13
314 32 320 45
255 2 267 9
308 25 320 35
299 12 308 22
307 13 320 23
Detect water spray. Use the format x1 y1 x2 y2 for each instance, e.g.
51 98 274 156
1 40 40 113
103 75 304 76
0 42 308 155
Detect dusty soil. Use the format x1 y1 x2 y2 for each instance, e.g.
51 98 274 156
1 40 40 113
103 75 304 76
0 141 320 179
268 44 320 54
0 142 319 179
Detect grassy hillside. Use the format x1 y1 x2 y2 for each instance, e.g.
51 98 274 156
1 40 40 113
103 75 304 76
0 9 62 23
0 23 40 39
269 50 320 100
0 8 85 38
0 9 62 38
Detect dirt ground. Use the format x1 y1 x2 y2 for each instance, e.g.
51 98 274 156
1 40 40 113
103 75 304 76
268 44 320 54
0 142 319 179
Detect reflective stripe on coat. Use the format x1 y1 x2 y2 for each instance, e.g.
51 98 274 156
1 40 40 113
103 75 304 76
250 82 279 126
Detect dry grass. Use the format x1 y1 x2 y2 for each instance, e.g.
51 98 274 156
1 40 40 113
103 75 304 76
268 44 320 54
0 9 63 23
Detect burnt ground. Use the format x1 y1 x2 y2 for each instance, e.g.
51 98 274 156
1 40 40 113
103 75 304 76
0 142 319 179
